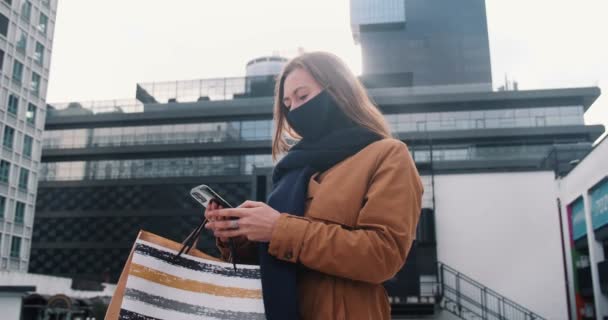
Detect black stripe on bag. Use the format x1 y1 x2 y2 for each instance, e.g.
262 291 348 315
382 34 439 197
134 243 260 279
119 308 162 320
124 288 266 320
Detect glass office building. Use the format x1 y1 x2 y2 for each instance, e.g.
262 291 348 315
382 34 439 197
31 79 602 284
0 0 57 272
351 0 492 89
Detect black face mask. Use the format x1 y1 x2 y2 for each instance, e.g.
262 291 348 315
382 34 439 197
286 90 354 141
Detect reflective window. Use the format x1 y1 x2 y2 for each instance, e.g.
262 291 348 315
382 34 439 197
12 60 24 83
37 12 48 34
0 195 5 219
7 94 19 115
10 236 21 258
43 120 274 149
30 72 41 96
386 106 584 133
14 201 25 224
3 125 15 149
18 167 29 190
22 135 33 157
411 144 554 163
40 155 275 181
34 42 44 64
0 13 8 37
27 103 36 124
16 28 27 53
20 1 31 22
0 160 9 183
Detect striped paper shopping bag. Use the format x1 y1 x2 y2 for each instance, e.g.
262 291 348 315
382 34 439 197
106 230 265 320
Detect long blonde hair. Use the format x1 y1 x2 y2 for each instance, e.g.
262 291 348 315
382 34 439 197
272 51 392 160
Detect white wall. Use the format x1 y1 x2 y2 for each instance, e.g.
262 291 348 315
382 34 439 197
0 293 24 320
434 171 567 319
558 136 608 319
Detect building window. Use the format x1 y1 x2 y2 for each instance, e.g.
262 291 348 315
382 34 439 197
0 49 4 71
18 168 29 190
16 29 27 53
12 60 24 83
30 72 41 96
14 201 25 224
535 116 546 127
7 94 19 115
0 160 10 183
41 0 49 7
23 135 33 157
3 0 12 6
27 103 36 125
3 125 15 149
34 42 44 64
0 13 8 37
0 196 5 219
10 236 21 258
20 0 31 22
416 121 427 132
38 12 48 34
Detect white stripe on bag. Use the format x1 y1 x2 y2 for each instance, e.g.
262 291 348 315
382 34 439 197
131 253 262 290
125 275 265 314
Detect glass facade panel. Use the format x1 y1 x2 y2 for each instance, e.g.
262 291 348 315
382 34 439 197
16 28 27 53
15 201 25 224
10 236 21 258
0 196 5 219
41 155 275 181
43 120 274 149
12 60 24 83
27 103 37 124
18 168 29 190
37 12 48 34
34 41 44 64
23 135 33 157
385 106 584 134
7 94 19 115
0 160 10 183
3 126 15 149
30 72 41 96
20 1 31 22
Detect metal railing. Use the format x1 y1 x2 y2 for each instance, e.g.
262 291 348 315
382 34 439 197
437 262 545 320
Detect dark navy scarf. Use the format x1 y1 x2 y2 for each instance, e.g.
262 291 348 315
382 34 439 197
258 126 382 319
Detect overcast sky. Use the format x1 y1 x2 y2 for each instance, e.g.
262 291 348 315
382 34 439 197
46 0 607 141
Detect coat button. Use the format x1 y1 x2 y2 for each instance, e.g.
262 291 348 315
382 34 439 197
284 251 293 260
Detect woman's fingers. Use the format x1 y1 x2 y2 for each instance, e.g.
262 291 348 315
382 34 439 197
207 208 247 220
238 200 264 208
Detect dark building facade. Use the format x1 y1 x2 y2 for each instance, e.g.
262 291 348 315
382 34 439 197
351 0 493 88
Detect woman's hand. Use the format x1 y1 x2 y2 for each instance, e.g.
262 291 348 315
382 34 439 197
205 200 281 242
204 201 233 243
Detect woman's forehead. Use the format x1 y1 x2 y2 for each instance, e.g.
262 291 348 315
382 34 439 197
283 68 319 94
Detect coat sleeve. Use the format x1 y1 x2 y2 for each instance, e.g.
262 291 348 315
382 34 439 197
268 141 423 284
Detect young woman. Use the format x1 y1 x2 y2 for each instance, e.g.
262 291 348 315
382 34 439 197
205 51 423 320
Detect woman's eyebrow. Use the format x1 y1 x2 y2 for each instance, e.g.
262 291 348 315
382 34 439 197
285 86 308 97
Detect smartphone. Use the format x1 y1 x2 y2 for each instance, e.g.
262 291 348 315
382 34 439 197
190 184 239 271
190 184 233 209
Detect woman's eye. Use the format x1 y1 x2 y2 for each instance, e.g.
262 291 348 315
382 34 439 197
299 95 308 100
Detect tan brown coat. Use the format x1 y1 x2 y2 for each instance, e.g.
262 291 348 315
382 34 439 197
219 138 423 319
